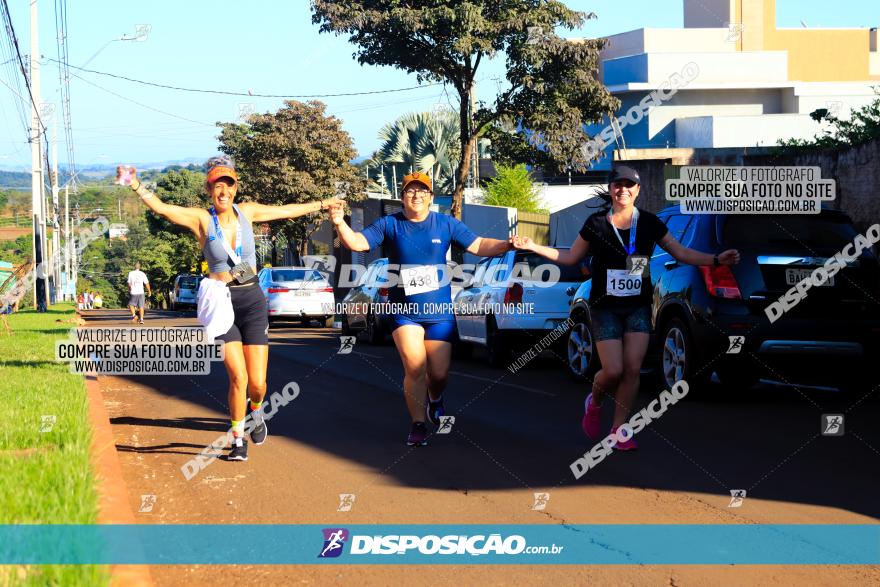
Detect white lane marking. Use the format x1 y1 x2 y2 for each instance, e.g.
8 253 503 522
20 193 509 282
448 371 556 397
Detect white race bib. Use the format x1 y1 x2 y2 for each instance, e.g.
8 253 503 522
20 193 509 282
401 265 440 296
607 269 642 297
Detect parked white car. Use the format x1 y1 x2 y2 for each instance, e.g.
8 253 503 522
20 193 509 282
453 248 585 366
258 266 335 326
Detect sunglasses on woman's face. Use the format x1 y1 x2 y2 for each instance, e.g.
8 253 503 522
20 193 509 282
611 180 637 189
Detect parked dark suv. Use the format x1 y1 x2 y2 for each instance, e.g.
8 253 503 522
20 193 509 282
567 206 880 393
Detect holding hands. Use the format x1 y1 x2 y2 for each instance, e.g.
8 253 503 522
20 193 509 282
327 201 346 226
510 235 535 251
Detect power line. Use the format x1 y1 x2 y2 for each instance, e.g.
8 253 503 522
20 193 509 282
0 0 47 133
67 70 215 127
46 58 439 98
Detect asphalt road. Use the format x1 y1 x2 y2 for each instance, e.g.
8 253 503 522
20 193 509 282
85 308 880 586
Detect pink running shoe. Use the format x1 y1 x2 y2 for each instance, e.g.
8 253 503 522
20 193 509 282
581 393 602 439
610 425 638 451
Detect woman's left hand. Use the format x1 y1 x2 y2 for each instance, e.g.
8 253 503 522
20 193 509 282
718 249 741 265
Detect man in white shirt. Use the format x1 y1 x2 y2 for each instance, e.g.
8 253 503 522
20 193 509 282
127 263 152 324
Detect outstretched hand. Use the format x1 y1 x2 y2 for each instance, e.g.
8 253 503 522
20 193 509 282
327 201 346 226
116 165 137 186
510 235 535 251
717 249 741 265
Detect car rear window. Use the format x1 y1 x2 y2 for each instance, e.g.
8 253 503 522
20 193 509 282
723 215 859 249
178 277 200 289
510 252 583 283
272 269 322 282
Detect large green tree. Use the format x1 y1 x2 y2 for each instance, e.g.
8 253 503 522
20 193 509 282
217 100 364 258
312 0 618 217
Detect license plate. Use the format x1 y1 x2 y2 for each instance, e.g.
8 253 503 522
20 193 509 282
293 291 310 297
785 268 834 287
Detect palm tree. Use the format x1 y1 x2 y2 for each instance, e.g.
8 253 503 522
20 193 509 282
375 110 461 196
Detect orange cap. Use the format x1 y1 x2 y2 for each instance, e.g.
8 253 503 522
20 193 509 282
206 165 238 184
401 171 432 193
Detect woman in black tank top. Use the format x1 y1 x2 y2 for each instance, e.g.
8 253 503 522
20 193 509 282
118 158 340 462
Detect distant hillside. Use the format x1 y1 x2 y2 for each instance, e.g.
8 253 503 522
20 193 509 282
0 171 30 189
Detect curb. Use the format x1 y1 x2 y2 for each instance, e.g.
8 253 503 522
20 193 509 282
85 373 155 587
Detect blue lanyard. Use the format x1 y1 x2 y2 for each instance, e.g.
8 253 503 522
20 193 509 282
608 207 639 255
210 206 242 262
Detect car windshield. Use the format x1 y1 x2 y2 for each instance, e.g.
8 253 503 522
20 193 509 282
272 269 322 282
179 277 200 289
723 215 858 249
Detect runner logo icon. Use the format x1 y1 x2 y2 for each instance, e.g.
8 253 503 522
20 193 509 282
821 414 844 436
726 336 745 354
437 416 455 434
318 528 349 558
337 493 356 512
338 336 356 354
728 489 746 508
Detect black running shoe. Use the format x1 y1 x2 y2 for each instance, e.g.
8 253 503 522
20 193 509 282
250 420 267 445
406 422 429 447
228 437 248 461
426 396 445 426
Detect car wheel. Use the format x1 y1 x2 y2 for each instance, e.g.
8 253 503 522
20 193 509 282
365 312 384 345
486 317 511 368
567 316 599 382
659 318 709 393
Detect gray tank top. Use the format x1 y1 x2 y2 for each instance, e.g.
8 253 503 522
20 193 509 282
203 203 257 273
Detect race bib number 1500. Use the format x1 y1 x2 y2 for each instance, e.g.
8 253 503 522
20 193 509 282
607 269 641 297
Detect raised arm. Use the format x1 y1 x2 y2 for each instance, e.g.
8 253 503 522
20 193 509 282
239 198 341 223
327 202 370 252
123 168 203 235
512 234 590 266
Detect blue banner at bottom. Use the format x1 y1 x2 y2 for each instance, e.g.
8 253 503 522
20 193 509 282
1 525 877 564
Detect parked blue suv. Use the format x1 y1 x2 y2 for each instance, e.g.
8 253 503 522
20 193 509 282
567 206 880 394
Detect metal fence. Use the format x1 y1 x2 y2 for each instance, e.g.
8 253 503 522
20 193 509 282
517 211 550 245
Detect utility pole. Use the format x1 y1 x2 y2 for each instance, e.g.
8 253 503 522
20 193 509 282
51 105 61 302
64 184 70 301
470 81 479 190
30 0 47 311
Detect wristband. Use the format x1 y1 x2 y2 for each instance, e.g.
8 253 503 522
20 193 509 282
130 179 140 191
713 255 720 267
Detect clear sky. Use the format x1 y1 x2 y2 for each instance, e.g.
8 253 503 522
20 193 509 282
0 0 877 171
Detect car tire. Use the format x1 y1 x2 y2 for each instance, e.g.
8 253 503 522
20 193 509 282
567 315 600 382
486 317 511 368
364 312 384 345
658 317 710 394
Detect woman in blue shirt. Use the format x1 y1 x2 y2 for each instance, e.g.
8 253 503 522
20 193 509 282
329 172 513 446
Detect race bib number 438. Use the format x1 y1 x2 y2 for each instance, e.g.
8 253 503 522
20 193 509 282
607 269 642 297
401 265 440 296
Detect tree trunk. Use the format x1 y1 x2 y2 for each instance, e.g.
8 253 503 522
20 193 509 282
451 86 475 220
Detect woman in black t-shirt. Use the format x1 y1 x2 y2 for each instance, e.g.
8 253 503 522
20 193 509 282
512 166 739 450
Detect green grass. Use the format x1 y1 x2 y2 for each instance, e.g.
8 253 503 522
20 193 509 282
0 304 108 586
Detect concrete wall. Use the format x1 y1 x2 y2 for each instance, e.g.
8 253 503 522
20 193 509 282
605 51 788 86
612 138 880 234
684 0 735 28
676 113 818 148
461 203 517 264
